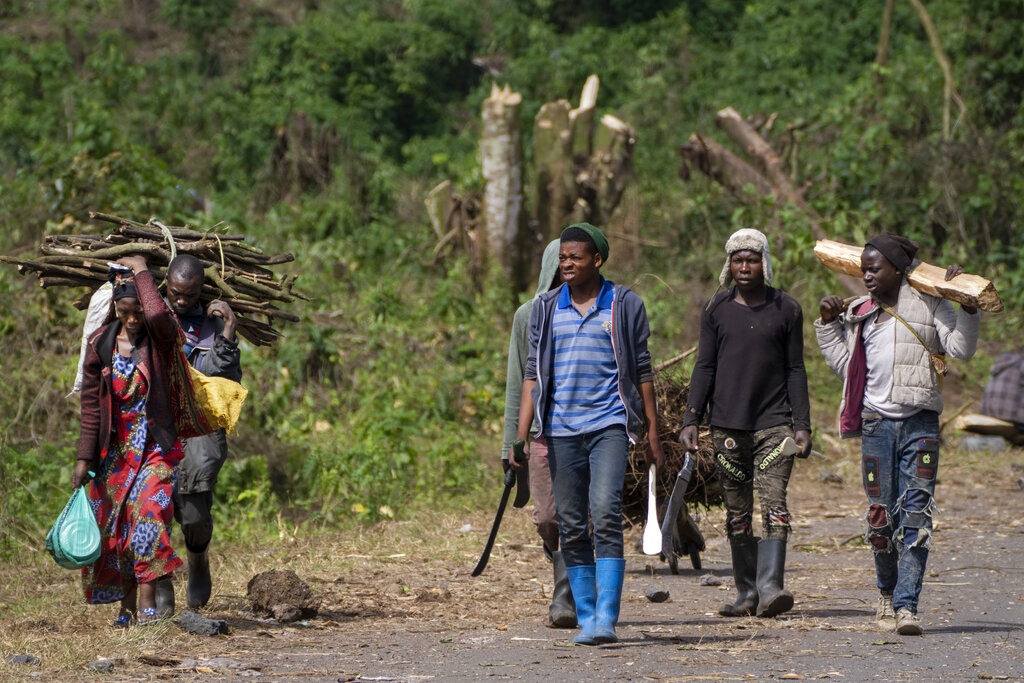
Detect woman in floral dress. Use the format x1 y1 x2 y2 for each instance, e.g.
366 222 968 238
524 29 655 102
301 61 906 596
72 256 184 626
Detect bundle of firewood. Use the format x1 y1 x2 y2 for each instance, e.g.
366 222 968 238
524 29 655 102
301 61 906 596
623 361 722 525
0 212 307 346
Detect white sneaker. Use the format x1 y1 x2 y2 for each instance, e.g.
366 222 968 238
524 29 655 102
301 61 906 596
895 607 923 635
876 594 896 631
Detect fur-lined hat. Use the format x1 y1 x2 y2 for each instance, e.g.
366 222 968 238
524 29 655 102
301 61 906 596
718 228 773 287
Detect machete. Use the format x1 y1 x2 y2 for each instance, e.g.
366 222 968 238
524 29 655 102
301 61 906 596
660 451 697 572
471 439 526 576
512 441 531 508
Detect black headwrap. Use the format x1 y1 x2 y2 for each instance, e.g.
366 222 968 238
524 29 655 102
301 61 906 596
866 232 919 272
108 267 138 302
111 280 137 302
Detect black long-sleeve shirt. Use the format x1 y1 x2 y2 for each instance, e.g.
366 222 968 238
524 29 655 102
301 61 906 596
683 287 811 432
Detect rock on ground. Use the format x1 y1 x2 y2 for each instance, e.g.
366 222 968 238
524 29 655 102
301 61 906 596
246 569 322 622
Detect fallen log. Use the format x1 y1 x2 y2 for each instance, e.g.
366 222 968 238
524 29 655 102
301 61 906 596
953 413 1021 439
813 239 1003 312
678 133 775 198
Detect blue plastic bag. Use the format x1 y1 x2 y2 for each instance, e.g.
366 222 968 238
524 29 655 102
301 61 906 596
45 483 101 569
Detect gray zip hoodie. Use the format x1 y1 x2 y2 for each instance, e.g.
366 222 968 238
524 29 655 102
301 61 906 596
523 279 654 444
501 240 561 461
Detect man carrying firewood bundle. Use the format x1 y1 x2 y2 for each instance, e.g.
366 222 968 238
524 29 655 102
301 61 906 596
155 254 242 615
815 232 979 636
679 228 812 620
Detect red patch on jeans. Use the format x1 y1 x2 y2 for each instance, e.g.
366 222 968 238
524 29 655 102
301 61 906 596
867 504 891 550
867 503 889 528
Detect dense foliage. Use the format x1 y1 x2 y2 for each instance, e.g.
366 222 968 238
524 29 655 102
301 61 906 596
2 0 1021 552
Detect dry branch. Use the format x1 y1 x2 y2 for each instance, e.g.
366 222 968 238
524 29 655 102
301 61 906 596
813 239 1003 312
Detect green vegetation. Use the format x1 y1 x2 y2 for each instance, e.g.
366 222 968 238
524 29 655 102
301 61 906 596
2 0 1021 555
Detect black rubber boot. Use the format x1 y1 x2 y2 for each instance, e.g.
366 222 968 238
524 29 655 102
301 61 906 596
549 551 577 628
755 538 793 617
719 536 759 617
187 550 212 609
154 576 175 617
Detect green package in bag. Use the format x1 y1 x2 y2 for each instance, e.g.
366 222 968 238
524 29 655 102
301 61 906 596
45 482 101 569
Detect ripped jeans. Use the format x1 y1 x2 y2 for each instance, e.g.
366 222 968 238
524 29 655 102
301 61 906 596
861 409 939 614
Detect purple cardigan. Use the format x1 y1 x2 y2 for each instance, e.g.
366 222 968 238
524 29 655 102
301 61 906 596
76 269 180 464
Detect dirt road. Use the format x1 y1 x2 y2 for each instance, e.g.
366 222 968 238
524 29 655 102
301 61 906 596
4 445 1023 682
234 448 1024 682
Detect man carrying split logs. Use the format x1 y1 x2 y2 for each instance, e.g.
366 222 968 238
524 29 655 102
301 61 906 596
815 232 979 636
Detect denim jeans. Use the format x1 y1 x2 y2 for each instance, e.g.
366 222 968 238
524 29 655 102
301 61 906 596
547 425 629 568
861 409 940 614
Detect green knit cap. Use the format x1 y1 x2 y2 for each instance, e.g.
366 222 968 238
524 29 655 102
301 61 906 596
560 222 609 262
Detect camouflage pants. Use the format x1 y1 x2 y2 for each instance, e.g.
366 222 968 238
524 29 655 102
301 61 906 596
712 424 796 541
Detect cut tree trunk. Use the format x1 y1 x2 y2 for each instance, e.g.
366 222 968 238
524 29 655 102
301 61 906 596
480 83 527 288
569 74 599 161
581 114 636 229
813 239 1003 312
532 99 573 245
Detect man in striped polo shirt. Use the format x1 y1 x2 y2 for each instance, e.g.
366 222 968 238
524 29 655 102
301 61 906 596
514 223 665 645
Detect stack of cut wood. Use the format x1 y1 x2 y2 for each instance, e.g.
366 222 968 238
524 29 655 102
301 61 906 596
0 212 307 346
623 368 721 525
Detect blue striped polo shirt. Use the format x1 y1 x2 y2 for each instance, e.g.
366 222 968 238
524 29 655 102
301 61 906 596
545 278 626 437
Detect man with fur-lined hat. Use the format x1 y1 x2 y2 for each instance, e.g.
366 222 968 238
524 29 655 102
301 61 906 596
680 227 812 619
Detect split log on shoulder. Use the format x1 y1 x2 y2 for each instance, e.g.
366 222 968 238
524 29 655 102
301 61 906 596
814 239 1003 312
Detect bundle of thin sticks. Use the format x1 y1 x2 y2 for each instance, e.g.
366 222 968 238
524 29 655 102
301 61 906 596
623 353 722 524
1 212 307 346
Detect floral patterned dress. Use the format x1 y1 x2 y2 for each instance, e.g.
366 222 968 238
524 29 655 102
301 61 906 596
82 350 184 604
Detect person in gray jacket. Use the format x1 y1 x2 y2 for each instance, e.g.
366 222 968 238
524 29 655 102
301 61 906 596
815 232 979 636
501 239 576 627
155 254 242 614
513 223 664 645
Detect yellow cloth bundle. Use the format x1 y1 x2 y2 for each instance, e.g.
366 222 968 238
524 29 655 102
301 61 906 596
187 365 248 434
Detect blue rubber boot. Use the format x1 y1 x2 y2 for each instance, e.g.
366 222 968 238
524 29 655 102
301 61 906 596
592 557 626 644
565 564 597 645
